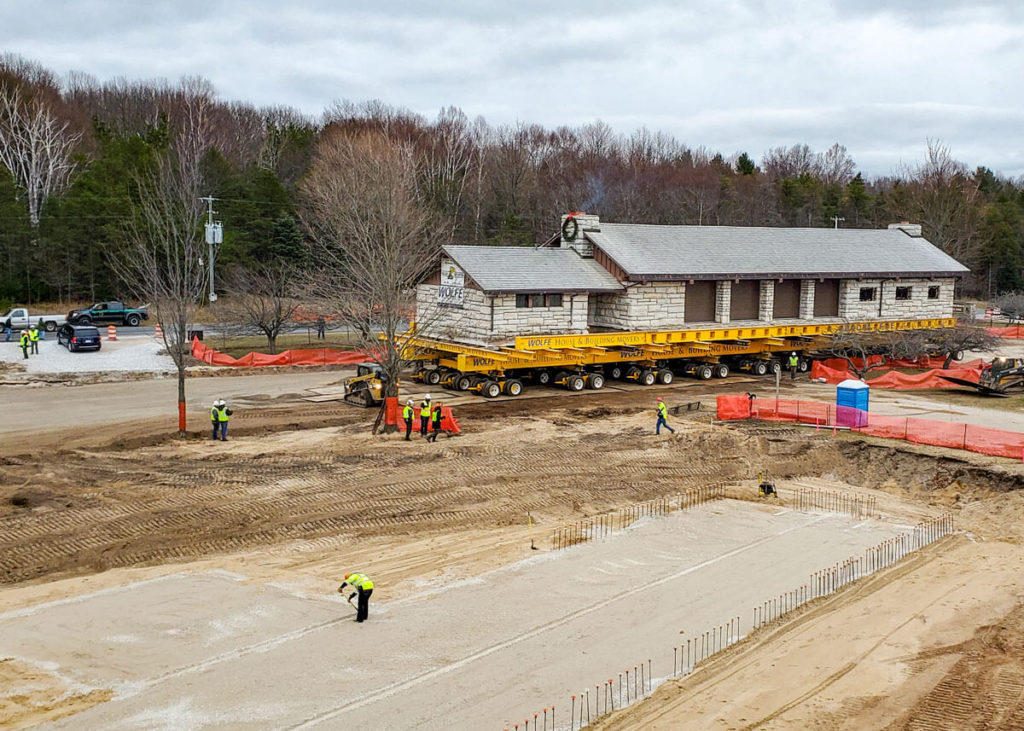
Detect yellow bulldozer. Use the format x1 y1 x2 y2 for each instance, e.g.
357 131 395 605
342 362 390 407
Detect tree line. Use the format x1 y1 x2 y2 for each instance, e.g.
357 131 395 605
2 52 1023 308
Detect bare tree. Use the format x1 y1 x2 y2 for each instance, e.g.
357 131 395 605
219 264 300 353
926 325 1001 368
819 143 856 187
825 325 999 375
822 328 881 378
300 130 444 409
420 106 474 242
113 82 212 435
761 144 818 181
897 140 981 270
0 80 81 227
993 292 1024 323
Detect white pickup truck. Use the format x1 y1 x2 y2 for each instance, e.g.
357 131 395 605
2 308 68 332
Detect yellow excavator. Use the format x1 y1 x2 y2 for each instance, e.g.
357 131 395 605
343 362 389 407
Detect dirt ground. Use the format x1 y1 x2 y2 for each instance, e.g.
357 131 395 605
3 375 1024 728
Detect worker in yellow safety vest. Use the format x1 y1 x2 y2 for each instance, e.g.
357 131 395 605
210 399 232 442
403 399 414 441
28 326 40 354
339 572 374 622
788 352 799 380
656 397 675 435
426 402 444 442
19 329 30 359
419 395 432 436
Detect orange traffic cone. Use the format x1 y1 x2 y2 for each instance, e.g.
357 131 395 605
107 325 118 341
154 323 163 340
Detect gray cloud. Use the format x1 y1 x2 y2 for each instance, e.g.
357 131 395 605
1 0 1021 177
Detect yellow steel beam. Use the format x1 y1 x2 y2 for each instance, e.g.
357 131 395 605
409 318 957 373
511 318 955 351
397 335 511 362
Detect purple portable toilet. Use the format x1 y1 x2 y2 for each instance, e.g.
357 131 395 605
836 379 869 427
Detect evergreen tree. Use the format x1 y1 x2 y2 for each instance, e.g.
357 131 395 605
735 152 756 175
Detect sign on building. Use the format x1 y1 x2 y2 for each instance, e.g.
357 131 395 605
438 259 465 307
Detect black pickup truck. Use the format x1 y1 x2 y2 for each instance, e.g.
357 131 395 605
67 301 149 326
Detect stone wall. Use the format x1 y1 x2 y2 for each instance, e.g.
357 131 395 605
416 284 492 342
839 278 955 320
799 280 815 319
715 281 732 324
416 284 589 344
759 280 774 322
590 282 687 330
489 293 589 339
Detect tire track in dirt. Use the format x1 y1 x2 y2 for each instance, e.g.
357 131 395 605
0 431 742 584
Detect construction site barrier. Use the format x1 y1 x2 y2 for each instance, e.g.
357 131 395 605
717 395 1024 460
809 360 983 388
549 484 726 551
986 325 1024 338
191 337 369 367
510 656 654 731
507 489 953 730
753 514 953 631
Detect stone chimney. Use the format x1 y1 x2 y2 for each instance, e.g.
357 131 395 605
560 212 600 256
888 221 923 237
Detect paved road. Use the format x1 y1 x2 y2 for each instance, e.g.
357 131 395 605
0 371 350 437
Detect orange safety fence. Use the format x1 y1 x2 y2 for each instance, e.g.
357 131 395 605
383 397 461 435
192 337 370 367
986 325 1024 338
809 360 983 388
886 356 986 369
716 395 1024 460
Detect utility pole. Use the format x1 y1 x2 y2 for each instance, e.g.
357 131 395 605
831 215 845 229
200 196 223 303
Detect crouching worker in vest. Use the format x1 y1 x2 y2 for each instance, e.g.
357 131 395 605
210 399 232 441
403 399 415 441
339 572 374 623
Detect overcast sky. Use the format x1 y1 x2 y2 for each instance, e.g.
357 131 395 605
3 0 1022 178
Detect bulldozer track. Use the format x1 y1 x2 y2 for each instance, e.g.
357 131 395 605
0 434 738 584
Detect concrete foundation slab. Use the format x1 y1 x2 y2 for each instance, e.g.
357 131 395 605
0 501 905 730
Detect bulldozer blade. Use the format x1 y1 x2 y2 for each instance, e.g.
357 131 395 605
936 374 1010 397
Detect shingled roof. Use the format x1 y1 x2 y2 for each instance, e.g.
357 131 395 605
443 245 623 293
585 223 969 280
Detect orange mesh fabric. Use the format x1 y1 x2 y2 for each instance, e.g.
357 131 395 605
985 326 1024 338
192 338 369 366
716 394 753 420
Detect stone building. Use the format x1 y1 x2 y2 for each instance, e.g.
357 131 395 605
415 215 968 345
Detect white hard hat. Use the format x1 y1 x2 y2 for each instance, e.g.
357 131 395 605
215 399 225 406
791 352 796 355
425 394 431 400
406 399 414 404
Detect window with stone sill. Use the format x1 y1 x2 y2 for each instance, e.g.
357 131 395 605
515 293 563 308
928 286 940 299
895 286 912 301
859 287 876 301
